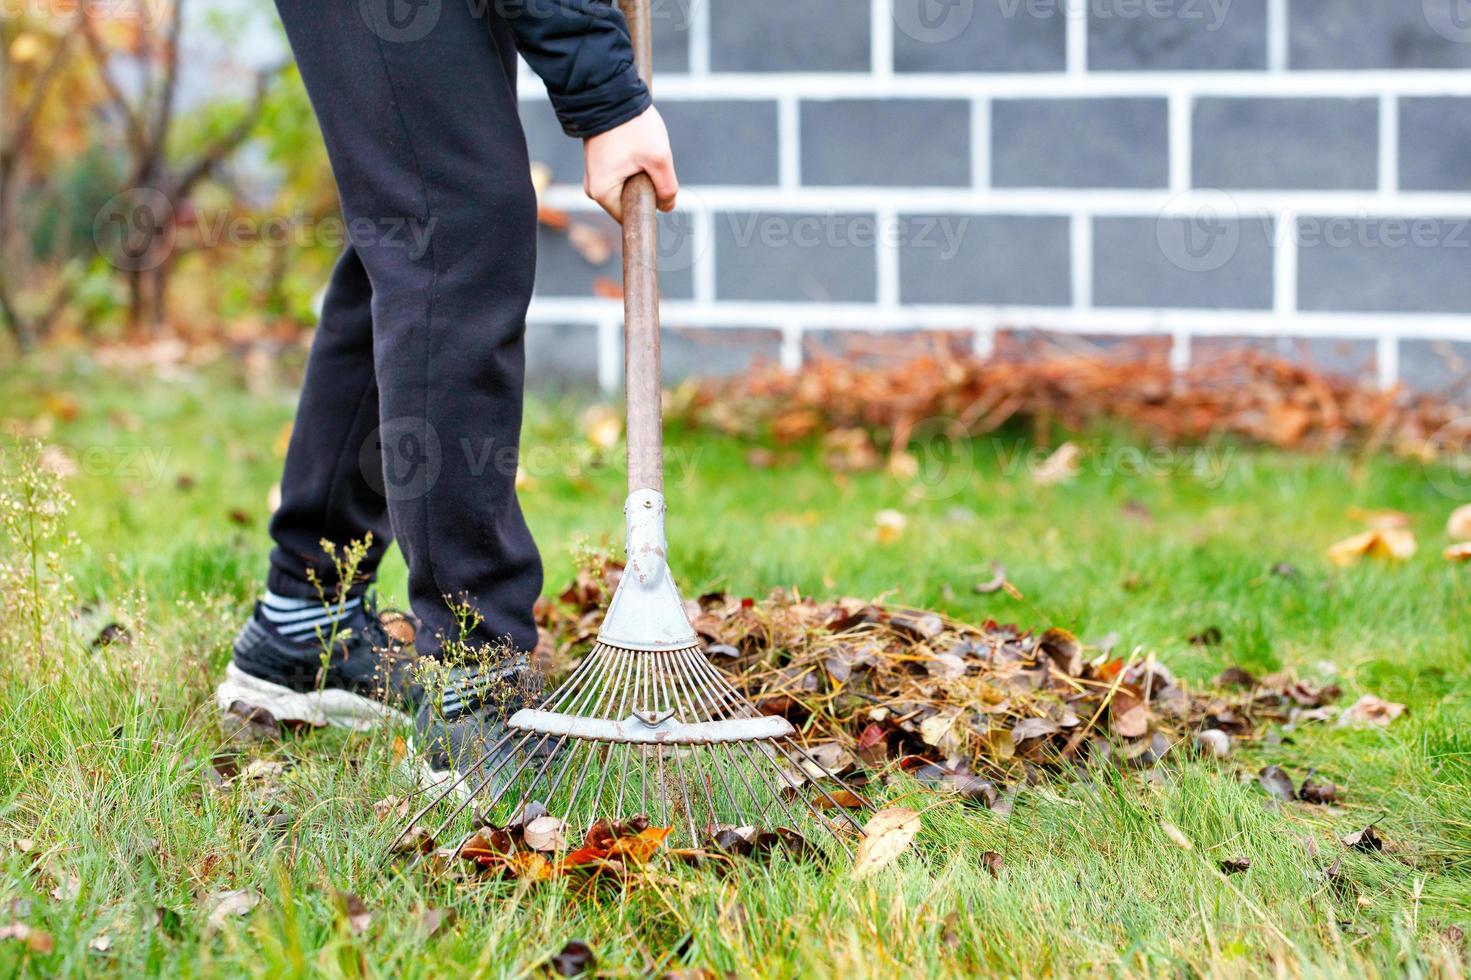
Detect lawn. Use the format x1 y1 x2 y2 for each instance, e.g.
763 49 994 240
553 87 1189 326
1 353 1468 977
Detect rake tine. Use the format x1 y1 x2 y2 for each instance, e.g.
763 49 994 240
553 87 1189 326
663 649 732 827
386 727 515 856
680 646 871 835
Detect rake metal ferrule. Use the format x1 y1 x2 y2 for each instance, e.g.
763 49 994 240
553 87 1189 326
596 488 700 652
507 708 796 745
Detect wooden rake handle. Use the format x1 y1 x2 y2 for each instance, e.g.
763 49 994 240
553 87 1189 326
618 0 662 494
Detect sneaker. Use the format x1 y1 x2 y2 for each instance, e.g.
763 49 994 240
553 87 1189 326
214 597 529 792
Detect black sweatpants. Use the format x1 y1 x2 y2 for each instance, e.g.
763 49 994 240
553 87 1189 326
265 0 543 656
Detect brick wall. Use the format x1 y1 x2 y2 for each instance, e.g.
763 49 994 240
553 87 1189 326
519 0 1471 390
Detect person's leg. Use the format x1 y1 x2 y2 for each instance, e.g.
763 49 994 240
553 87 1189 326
274 0 542 657
266 244 394 624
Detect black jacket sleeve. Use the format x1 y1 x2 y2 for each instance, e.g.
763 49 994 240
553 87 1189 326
501 0 653 139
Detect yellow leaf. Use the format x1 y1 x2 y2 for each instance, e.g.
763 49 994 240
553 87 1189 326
1445 542 1471 562
852 806 921 879
1328 527 1416 566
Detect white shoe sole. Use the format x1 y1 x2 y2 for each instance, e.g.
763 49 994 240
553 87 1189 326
215 662 409 730
215 664 474 802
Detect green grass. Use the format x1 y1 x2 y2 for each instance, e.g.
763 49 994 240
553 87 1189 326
1 353 1468 977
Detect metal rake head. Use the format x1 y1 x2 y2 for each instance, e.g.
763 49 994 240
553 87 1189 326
392 491 871 862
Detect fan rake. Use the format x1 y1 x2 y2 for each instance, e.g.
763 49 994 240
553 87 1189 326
390 0 869 861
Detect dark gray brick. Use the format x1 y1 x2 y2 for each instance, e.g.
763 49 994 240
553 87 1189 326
535 214 695 300
1400 98 1471 192
660 101 779 185
1400 339 1471 392
649 0 692 73
525 322 599 389
1094 215 1276 310
1193 336 1377 379
1193 98 1378 190
1089 0 1267 70
519 98 584 185
1290 0 1471 69
714 211 877 302
800 100 970 187
659 326 783 380
993 98 1169 189
1297 216 1471 313
898 214 1071 306
892 0 1066 72
711 0 869 71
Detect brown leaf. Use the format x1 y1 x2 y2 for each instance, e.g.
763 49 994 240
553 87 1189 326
1219 856 1251 875
973 562 1008 594
980 851 1004 877
1112 703 1153 739
1342 825 1384 853
418 906 456 937
372 796 410 821
1338 694 1405 729
812 789 866 810
523 815 568 852
0 922 53 953
1298 773 1338 805
1010 717 1060 743
205 889 260 930
852 807 921 879
551 939 595 977
337 892 373 935
1258 765 1296 802
1328 527 1416 566
1448 504 1471 541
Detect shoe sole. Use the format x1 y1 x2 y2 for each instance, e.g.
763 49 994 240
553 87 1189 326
215 664 470 802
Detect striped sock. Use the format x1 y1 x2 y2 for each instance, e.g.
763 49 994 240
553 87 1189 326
258 589 363 643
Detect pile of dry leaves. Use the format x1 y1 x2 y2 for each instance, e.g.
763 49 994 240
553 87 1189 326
534 557 1401 808
671 333 1471 464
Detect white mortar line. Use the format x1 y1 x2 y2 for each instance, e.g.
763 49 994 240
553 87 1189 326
1266 0 1289 72
597 314 621 394
692 205 716 303
1066 0 1087 76
1170 329 1192 373
1169 92 1193 193
870 0 893 80
778 96 800 190
527 298 1471 341
1273 208 1298 317
780 323 804 372
542 185 1471 216
1070 212 1092 311
1377 335 1401 389
876 206 901 309
515 71 1471 100
688 0 710 76
1379 94 1399 195
973 326 997 359
972 97 991 189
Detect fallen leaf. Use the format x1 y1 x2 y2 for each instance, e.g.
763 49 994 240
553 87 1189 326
206 889 260 930
1348 506 1410 530
1445 542 1471 561
1032 442 1080 486
980 851 1004 877
567 222 613 266
1188 626 1223 647
418 906 456 937
1342 825 1384 853
0 922 53 953
338 892 372 935
1448 504 1471 541
1298 773 1339 805
874 509 907 544
1328 527 1416 566
551 939 595 977
973 563 1008 594
1160 822 1193 850
1338 694 1405 729
1195 729 1232 758
852 807 921 879
1219 857 1251 875
1258 765 1296 802
88 934 112 953
372 796 410 821
524 815 568 852
1010 716 1060 743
